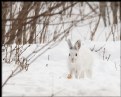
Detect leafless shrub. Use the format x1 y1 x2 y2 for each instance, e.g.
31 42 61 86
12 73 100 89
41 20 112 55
91 44 111 61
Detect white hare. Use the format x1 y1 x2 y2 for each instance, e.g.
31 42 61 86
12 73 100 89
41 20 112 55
67 39 93 79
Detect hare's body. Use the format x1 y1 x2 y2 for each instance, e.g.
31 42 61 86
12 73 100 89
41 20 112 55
67 39 93 79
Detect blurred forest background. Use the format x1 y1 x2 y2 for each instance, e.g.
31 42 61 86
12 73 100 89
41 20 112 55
2 2 121 45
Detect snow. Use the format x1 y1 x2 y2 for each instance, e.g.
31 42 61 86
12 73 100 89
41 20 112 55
2 2 120 96
2 40 120 96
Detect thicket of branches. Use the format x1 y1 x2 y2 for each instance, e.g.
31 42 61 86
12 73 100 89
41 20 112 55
2 2 120 87
2 2 120 45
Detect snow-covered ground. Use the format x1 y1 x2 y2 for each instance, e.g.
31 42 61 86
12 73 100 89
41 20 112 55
2 2 120 96
2 40 120 96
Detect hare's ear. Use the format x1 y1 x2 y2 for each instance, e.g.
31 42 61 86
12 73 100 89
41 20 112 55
67 39 73 49
74 40 81 50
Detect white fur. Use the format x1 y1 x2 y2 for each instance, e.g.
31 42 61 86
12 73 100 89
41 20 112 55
67 40 93 79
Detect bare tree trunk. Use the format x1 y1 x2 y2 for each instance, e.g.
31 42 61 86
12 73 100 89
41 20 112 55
29 2 40 44
111 2 118 25
99 2 107 27
2 2 9 44
6 2 32 44
40 23 46 43
23 23 27 45
119 2 121 22
42 17 50 43
16 2 33 45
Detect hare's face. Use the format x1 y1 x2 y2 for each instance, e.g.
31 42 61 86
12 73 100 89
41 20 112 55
69 49 78 63
67 39 81 64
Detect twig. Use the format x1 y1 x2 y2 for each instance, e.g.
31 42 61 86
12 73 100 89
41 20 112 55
114 62 117 71
86 2 97 14
94 44 106 52
103 48 105 60
90 14 101 40
90 44 95 51
2 65 20 87
106 54 111 61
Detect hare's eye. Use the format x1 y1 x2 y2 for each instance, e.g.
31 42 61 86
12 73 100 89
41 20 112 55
69 53 70 56
75 53 77 56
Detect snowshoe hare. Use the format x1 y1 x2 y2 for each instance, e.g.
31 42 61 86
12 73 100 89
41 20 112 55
67 39 93 79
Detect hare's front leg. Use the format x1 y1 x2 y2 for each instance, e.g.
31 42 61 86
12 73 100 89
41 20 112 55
67 69 73 79
75 70 80 79
75 70 78 78
79 70 84 78
86 69 92 78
